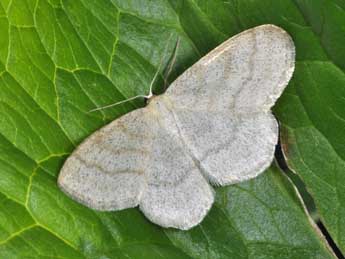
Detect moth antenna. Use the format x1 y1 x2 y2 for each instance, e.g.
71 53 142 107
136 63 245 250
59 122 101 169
148 32 175 96
89 33 176 113
147 64 161 99
164 37 180 90
89 94 147 113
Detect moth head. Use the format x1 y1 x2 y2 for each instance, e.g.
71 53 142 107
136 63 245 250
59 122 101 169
146 94 161 106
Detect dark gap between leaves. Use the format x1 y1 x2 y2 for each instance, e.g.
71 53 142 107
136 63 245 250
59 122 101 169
275 141 317 217
317 221 345 259
275 142 344 259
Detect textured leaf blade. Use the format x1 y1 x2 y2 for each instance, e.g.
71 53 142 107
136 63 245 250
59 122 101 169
274 0 345 252
0 0 339 258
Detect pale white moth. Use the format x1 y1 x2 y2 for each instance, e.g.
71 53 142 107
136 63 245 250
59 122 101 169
58 24 295 230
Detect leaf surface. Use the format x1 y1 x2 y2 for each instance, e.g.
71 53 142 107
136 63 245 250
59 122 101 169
0 0 339 258
274 0 345 252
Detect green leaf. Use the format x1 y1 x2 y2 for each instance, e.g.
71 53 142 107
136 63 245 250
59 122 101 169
0 0 338 258
274 0 345 252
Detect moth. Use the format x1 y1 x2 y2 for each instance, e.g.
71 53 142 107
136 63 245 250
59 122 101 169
58 24 295 230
